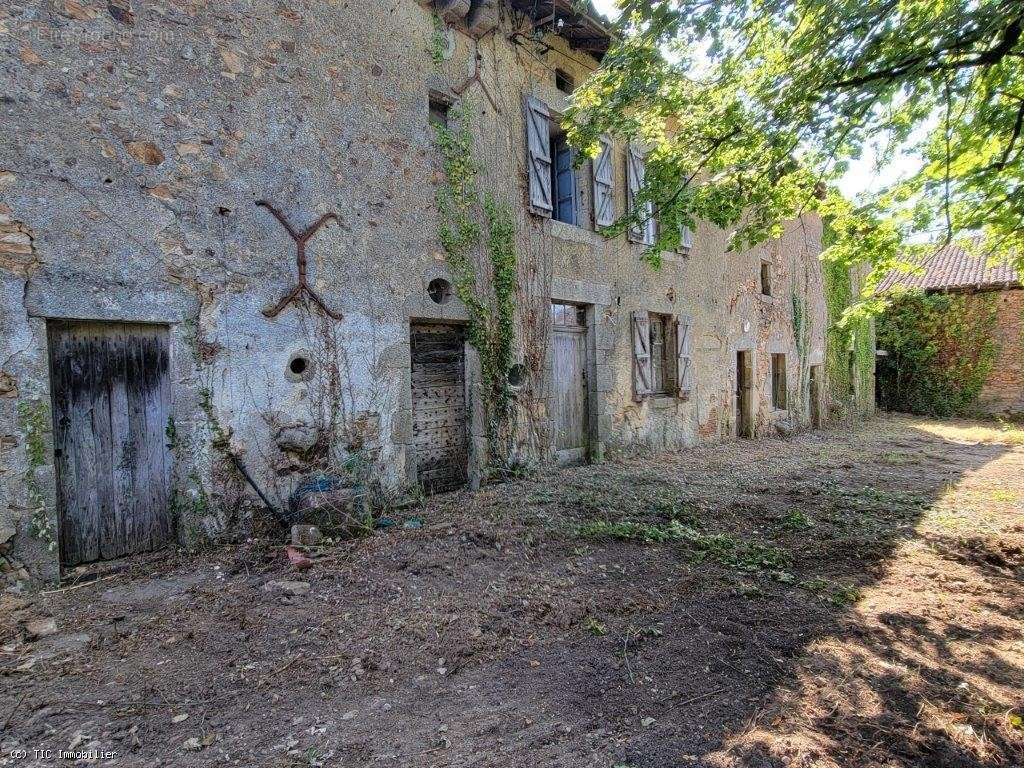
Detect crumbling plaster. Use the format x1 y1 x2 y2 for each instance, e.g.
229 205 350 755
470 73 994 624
0 0 828 583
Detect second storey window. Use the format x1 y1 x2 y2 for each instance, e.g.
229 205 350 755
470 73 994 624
526 96 581 226
551 131 578 225
761 260 773 296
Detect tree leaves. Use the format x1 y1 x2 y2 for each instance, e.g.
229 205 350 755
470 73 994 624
569 0 1024 296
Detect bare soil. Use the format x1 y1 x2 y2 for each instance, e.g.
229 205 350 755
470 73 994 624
2 414 1023 768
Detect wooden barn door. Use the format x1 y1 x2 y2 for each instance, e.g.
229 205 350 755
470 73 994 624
551 302 590 460
410 322 468 494
48 321 173 566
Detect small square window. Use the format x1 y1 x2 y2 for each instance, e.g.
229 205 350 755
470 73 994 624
760 261 773 296
555 69 575 94
428 96 450 129
771 353 787 410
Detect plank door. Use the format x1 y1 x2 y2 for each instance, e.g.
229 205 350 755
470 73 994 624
551 302 590 456
48 321 173 566
410 322 468 494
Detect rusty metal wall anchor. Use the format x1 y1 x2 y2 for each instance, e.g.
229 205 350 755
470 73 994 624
256 199 343 320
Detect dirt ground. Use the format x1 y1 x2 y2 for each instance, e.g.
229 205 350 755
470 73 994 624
2 414 1023 768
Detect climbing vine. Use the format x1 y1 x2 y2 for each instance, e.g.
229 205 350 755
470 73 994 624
823 259 875 417
427 13 448 68
17 399 56 552
876 290 998 417
434 101 519 457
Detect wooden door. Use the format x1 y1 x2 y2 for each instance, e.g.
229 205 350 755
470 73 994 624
736 350 753 439
809 364 823 429
48 321 173 566
552 303 589 455
410 323 468 494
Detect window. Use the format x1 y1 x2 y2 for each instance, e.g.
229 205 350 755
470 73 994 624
771 353 787 410
551 301 586 328
555 69 575 94
648 313 677 395
760 261 773 296
428 96 450 129
550 130 578 225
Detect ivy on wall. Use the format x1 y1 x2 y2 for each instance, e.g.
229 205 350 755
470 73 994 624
822 259 875 416
434 101 519 456
876 290 998 417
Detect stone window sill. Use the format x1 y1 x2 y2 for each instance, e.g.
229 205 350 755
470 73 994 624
549 219 602 246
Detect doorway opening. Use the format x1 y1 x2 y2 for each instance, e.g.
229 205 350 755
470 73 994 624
551 302 590 462
736 350 753 438
48 320 174 567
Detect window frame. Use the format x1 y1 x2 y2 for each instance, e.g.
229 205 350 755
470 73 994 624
550 129 580 226
760 260 773 297
555 68 575 94
648 312 677 396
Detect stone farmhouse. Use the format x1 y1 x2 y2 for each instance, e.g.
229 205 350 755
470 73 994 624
0 0 837 583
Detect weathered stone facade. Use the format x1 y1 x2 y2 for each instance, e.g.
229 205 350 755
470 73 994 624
0 0 829 583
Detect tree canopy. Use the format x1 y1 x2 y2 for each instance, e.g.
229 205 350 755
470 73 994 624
567 0 1024 303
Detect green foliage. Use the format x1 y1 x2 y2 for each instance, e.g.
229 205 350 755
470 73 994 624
823 258 875 415
876 290 999 416
584 616 608 636
434 102 519 453
778 508 814 531
568 1 1024 286
576 518 792 573
427 13 447 67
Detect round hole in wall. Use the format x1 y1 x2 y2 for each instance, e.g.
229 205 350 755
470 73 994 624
286 351 315 382
427 277 454 305
507 363 528 390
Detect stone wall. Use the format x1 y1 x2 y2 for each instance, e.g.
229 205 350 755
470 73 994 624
0 0 829 583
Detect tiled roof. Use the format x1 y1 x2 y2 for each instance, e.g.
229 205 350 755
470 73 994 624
878 241 1021 293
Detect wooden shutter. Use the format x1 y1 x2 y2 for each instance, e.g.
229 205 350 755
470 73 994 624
592 135 614 227
627 145 654 245
631 311 652 401
525 96 552 216
679 224 694 253
675 316 694 397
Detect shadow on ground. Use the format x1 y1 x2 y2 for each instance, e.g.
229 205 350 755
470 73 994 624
1 415 1022 767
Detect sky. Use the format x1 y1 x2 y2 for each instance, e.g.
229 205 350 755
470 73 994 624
585 0 917 200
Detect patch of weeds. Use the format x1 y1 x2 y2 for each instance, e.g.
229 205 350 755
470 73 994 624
577 519 792 574
584 617 607 636
777 508 814 531
688 533 793 573
1009 711 1024 733
576 519 683 543
991 489 1018 503
880 451 917 466
800 577 861 606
